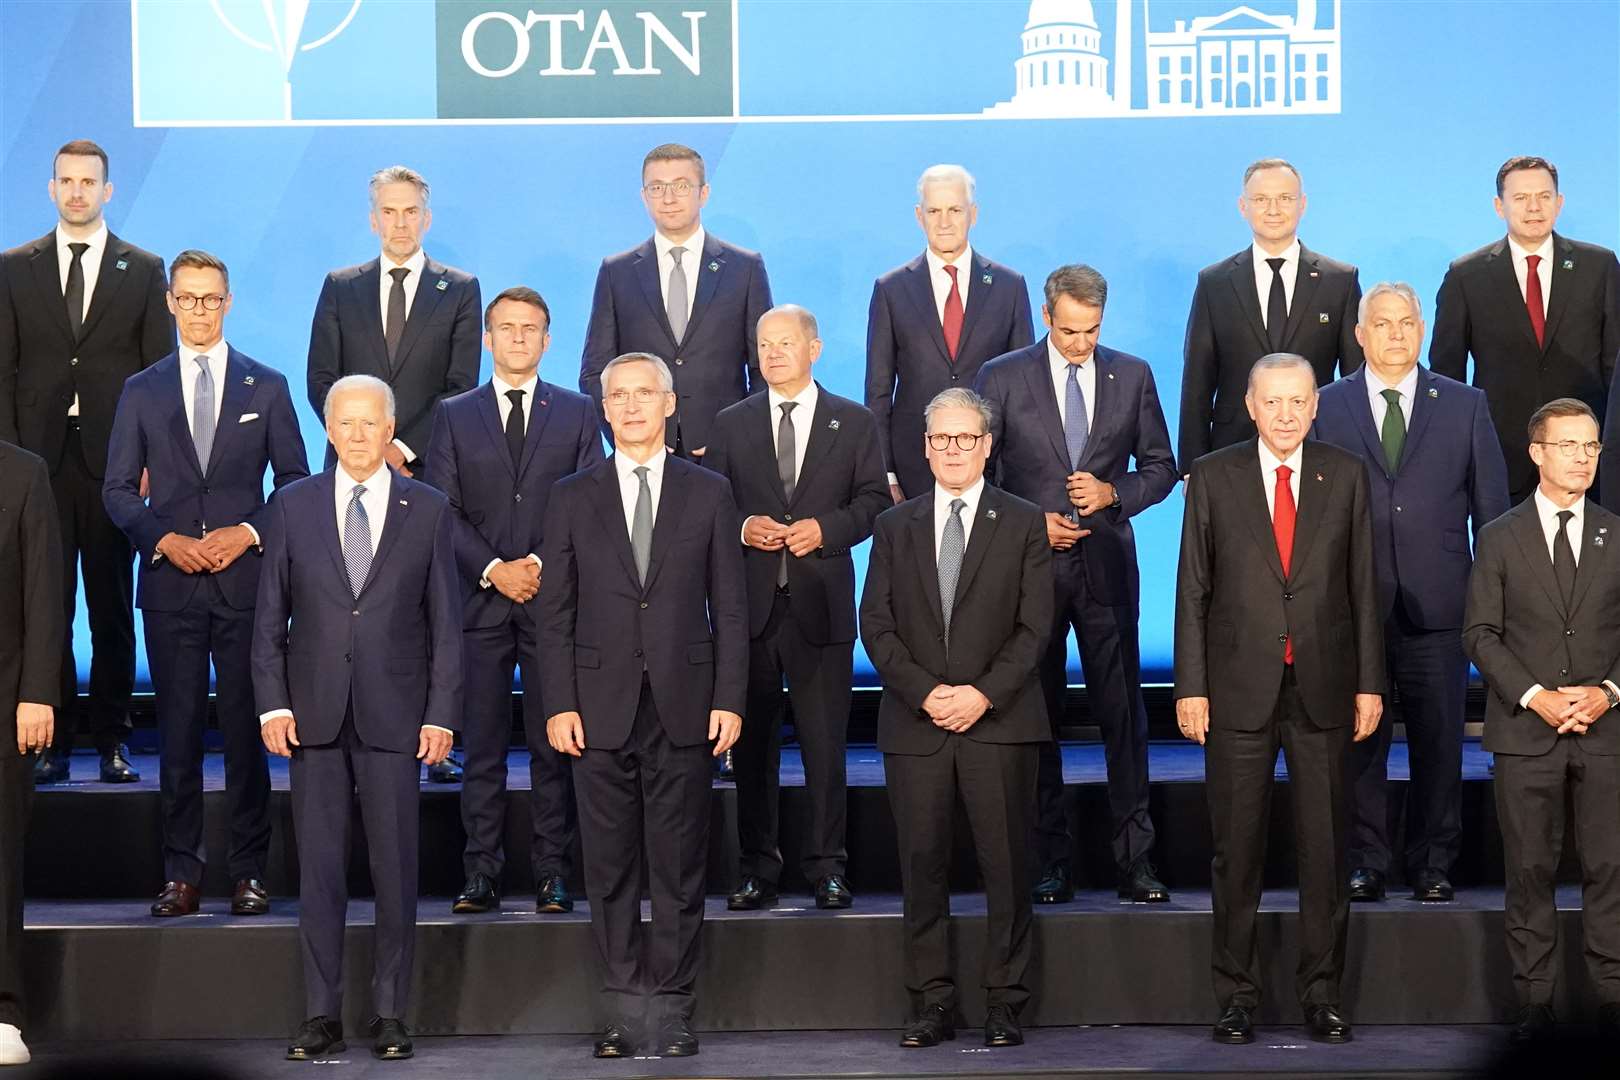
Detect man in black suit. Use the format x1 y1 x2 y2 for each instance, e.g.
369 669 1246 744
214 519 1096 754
1431 156 1620 505
707 304 889 912
0 138 173 785
103 250 309 918
860 387 1053 1051
1179 157 1363 469
541 353 746 1059
307 166 480 783
1175 354 1384 1046
580 144 773 461
424 286 604 916
866 164 1034 502
0 441 63 1066
976 264 1178 905
1463 397 1620 1043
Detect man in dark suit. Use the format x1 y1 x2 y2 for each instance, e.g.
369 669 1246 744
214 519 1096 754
424 286 604 917
1313 282 1510 904
541 353 746 1059
1180 157 1363 469
1463 397 1620 1043
252 375 461 1062
860 387 1053 1051
976 264 1178 905
1431 157 1620 505
0 138 173 784
103 250 309 919
866 164 1034 502
0 441 63 1066
580 144 773 461
1175 354 1384 1046
707 305 889 912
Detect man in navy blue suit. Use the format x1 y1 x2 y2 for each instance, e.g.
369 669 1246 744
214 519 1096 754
1313 282 1509 903
104 250 308 919
425 286 604 917
975 265 1178 905
580 144 773 461
252 375 461 1062
867 164 1034 503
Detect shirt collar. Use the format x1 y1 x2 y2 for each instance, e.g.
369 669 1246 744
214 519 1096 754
1047 335 1094 371
178 339 229 369
654 226 706 263
337 463 389 499
492 371 539 398
1508 234 1555 265
1364 363 1419 400
56 221 108 256
1252 238 1301 268
935 475 985 516
925 243 975 281
1258 439 1305 478
767 380 818 413
381 248 427 277
614 446 667 484
1533 486 1585 528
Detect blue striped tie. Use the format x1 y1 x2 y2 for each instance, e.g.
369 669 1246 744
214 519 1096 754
1064 363 1089 470
343 485 373 598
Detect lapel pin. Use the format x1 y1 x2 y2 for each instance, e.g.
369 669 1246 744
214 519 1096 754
1315 472 1325 482
986 508 998 520
828 418 840 430
708 260 720 272
1107 371 1116 380
1309 270 1319 278
115 259 128 271
982 273 993 285
435 279 449 291
1562 259 1575 270
243 375 255 386
1596 534 1606 547
1318 312 1330 323
399 499 409 506
1427 387 1438 398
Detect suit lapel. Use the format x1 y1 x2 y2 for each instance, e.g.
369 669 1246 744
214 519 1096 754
632 240 678 350
75 236 133 344
27 234 75 347
205 351 256 476
903 256 954 366
1337 369 1387 469
1021 342 1071 469
954 252 993 360
679 234 725 347
1230 441 1287 584
474 383 515 480
1507 500 1566 614
353 261 387 366
1075 348 1115 472
951 487 1002 608
789 389 841 509
314 472 350 590
641 457 688 592
1540 234 1576 353
360 471 411 598
1279 246 1325 351
741 393 787 511
1225 250 1270 354
518 380 559 478
907 497 944 631
589 462 642 588
165 359 205 479
1398 368 1440 471
1287 442 1337 580
393 259 449 372
1486 240 1541 353
1567 504 1607 618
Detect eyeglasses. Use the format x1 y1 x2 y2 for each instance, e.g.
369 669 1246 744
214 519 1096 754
607 388 666 407
642 181 697 199
172 294 225 311
1534 440 1603 459
926 432 983 452
1246 194 1299 211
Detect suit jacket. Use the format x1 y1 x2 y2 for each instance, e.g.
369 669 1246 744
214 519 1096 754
103 347 310 613
706 384 890 643
865 251 1033 498
859 484 1053 755
1312 366 1510 629
306 256 482 465
0 229 173 475
424 378 605 629
580 234 772 452
975 338 1178 606
1179 242 1363 467
1174 439 1384 730
538 454 748 750
1429 234 1620 500
1464 497 1620 756
251 468 462 753
0 442 64 761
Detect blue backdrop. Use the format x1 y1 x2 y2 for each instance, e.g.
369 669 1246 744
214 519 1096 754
2 0 1616 689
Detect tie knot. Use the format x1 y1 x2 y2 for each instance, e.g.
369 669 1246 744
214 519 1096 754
506 388 525 406
1381 388 1401 405
389 267 409 283
352 484 367 499
1558 509 1574 526
1276 465 1292 482
779 401 797 417
944 264 959 282
1266 257 1285 273
634 465 649 481
949 498 965 516
68 242 89 257
1526 254 1541 272
670 246 685 265
194 355 210 370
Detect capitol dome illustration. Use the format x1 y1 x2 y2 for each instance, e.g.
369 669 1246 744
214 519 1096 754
985 0 1131 116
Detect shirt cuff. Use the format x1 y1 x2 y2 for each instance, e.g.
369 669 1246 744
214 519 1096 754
392 437 416 462
423 725 454 736
241 522 261 548
528 553 542 572
739 515 753 545
1605 680 1620 702
259 709 292 726
887 472 899 487
479 558 502 589
1519 684 1544 711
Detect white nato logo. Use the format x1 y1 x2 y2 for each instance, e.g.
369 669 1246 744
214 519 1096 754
208 0 363 119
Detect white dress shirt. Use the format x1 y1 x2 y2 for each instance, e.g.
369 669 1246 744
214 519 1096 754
925 243 974 324
933 476 984 560
654 227 704 325
1252 238 1301 328
1366 364 1419 431
378 248 428 461
1257 440 1304 519
741 382 818 542
479 373 543 588
1508 235 1555 317
615 446 667 537
1047 337 1097 434
1518 489 1619 709
57 222 108 417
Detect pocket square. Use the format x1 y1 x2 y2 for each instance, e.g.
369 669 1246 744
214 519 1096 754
238 412 260 423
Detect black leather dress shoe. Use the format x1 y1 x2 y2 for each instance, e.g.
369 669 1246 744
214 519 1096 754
1032 862 1074 904
151 881 200 917
425 752 463 784
1411 869 1454 902
1212 1004 1254 1044
231 878 270 916
900 1004 955 1048
369 1016 413 1060
1305 1004 1353 1043
1597 1001 1620 1039
1510 1003 1555 1042
984 1004 1023 1047
815 874 853 909
1119 861 1170 903
1347 867 1386 902
286 1016 344 1060
657 1014 699 1057
535 874 574 913
33 749 69 785
727 874 779 911
453 872 500 914
593 1021 637 1058
99 745 139 783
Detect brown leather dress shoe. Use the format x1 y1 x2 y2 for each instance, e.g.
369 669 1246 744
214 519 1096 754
151 881 200 917
232 879 270 915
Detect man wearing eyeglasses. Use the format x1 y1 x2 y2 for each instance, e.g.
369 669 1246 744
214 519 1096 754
1179 158 1363 471
580 143 773 462
103 250 309 918
1463 397 1620 1043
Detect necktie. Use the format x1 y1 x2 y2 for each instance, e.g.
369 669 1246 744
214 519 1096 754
631 465 653 586
505 388 526 467
1553 509 1576 608
384 267 409 368
65 242 89 340
343 485 373 598
192 356 216 472
1273 464 1296 664
942 264 964 361
1064 362 1089 470
1265 256 1288 351
776 401 799 587
667 246 689 343
1525 254 1546 348
1379 388 1405 474
938 498 966 649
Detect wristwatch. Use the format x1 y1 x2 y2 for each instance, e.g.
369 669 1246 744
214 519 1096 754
1109 484 1122 509
1603 684 1620 711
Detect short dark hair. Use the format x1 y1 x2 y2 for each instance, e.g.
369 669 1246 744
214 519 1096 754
484 286 551 332
55 139 109 181
1044 264 1108 311
1527 397 1595 444
1497 156 1558 197
168 249 229 291
1242 157 1299 187
642 143 705 186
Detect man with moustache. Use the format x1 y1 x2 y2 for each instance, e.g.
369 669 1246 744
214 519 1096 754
707 304 889 911
425 287 604 916
104 250 309 918
0 138 173 785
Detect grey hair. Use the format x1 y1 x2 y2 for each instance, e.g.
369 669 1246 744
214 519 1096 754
758 303 819 340
1044 264 1108 311
602 351 674 394
925 387 993 435
1357 281 1423 324
324 374 396 422
369 165 430 207
1242 157 1301 188
916 163 976 204
1246 352 1317 393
